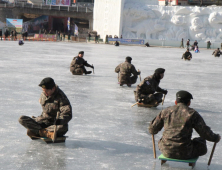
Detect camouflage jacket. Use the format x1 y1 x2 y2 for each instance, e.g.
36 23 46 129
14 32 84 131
36 86 72 127
212 50 221 56
136 75 164 99
149 103 219 159
115 61 139 84
70 56 91 70
115 61 139 76
183 52 192 59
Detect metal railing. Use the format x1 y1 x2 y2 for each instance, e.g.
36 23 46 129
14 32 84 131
0 2 93 12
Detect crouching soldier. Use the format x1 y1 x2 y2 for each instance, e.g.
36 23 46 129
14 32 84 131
182 49 192 60
19 77 72 140
115 56 140 87
149 90 221 159
134 68 167 107
70 51 94 75
212 48 221 57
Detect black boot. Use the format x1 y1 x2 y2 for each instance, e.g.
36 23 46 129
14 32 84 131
85 71 92 75
27 129 40 140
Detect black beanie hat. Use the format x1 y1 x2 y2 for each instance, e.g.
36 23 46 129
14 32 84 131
176 90 193 103
79 51 84 54
155 68 165 74
39 77 55 89
126 56 132 62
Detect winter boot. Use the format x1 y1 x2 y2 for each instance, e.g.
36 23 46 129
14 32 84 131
27 129 40 140
85 71 92 75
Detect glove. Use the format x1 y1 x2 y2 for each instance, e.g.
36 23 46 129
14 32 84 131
162 89 168 95
137 71 141 75
54 119 61 125
138 98 143 103
91 65 94 69
216 134 221 143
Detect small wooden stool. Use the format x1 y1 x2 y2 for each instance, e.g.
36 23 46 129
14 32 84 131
158 154 198 169
137 103 159 108
28 135 68 144
40 136 68 144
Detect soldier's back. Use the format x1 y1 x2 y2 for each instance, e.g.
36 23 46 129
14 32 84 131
159 103 197 159
119 62 132 75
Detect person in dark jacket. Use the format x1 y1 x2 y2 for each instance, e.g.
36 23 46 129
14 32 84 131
149 90 220 159
115 41 119 46
0 29 2 40
212 48 221 57
18 40 24 45
134 68 167 106
145 42 150 47
70 51 94 75
4 29 9 40
182 49 192 60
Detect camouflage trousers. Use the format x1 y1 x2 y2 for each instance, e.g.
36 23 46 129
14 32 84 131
160 137 207 160
119 74 138 85
214 54 220 57
70 66 87 75
182 54 192 60
134 91 163 104
18 116 68 137
190 137 207 158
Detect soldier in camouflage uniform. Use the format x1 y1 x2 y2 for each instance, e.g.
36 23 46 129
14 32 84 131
212 48 221 57
19 77 72 139
70 51 94 75
115 56 140 87
181 49 192 60
134 68 167 105
149 90 221 159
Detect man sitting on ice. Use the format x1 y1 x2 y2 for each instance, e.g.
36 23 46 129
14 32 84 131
149 90 220 159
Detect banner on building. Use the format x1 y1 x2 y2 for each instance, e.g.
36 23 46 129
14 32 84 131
46 0 70 6
108 38 144 45
6 18 23 33
22 15 48 34
74 24 78 36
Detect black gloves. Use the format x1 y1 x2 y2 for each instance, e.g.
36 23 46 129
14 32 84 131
54 119 61 125
216 134 221 143
137 71 141 75
162 89 168 95
91 65 94 69
138 98 143 103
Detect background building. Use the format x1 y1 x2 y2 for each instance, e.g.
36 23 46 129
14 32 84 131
159 0 222 6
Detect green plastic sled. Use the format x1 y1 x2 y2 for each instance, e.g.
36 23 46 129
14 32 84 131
158 154 198 169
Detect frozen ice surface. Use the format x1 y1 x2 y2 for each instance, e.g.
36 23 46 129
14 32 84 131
0 41 221 170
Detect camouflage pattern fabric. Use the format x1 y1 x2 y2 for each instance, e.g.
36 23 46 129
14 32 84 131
212 50 221 57
182 51 192 60
149 103 219 159
70 56 92 75
115 61 139 85
135 75 164 104
19 86 72 137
